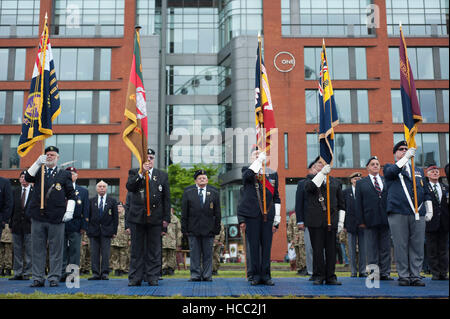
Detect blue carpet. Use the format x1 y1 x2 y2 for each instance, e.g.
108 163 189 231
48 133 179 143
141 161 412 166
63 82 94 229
0 277 447 298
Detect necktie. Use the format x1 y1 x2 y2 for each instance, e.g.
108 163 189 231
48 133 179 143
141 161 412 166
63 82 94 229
198 188 204 207
373 176 382 194
433 184 439 201
99 196 104 216
46 168 53 179
21 188 26 209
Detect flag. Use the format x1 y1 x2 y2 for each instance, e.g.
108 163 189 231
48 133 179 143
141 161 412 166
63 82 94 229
123 27 148 173
17 15 61 157
318 41 339 165
399 26 422 148
254 39 277 195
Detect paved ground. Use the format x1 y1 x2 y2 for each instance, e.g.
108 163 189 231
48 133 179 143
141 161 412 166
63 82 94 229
0 277 447 298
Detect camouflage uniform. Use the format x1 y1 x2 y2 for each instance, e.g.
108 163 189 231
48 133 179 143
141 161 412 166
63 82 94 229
287 214 306 271
110 212 130 275
80 231 91 274
0 224 13 273
338 230 349 264
162 213 182 275
213 224 225 273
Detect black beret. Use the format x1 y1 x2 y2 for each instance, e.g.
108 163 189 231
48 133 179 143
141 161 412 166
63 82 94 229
393 140 407 154
19 170 27 177
45 146 59 154
66 166 78 173
366 156 379 167
349 172 362 179
308 156 321 169
194 169 207 179
147 148 156 156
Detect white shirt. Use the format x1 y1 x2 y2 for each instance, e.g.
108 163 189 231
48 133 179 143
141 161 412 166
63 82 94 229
98 194 107 210
197 185 207 204
429 182 442 202
21 185 31 206
139 168 154 180
369 174 383 191
352 185 356 197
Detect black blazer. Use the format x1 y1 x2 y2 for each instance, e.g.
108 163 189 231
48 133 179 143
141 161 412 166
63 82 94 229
237 167 281 224
181 185 221 237
294 179 307 224
303 175 345 229
25 167 76 224
0 177 13 226
355 176 388 228
10 185 33 234
87 195 118 238
343 188 358 233
425 181 449 233
126 168 171 226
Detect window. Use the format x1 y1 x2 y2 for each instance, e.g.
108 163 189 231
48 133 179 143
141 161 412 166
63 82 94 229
305 89 369 123
0 48 26 80
136 0 162 36
0 0 40 37
45 134 109 169
52 48 111 80
389 47 449 80
52 0 124 37
53 91 110 124
391 89 449 123
304 47 367 80
386 0 448 36
282 0 375 37
0 135 20 168
166 66 224 95
0 91 24 124
166 104 226 134
307 133 371 168
394 133 449 167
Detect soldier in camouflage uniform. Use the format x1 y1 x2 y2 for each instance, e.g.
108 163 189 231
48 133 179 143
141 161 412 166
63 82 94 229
162 209 182 276
212 223 225 275
110 203 130 276
338 229 349 266
287 212 307 275
0 224 13 276
80 231 91 275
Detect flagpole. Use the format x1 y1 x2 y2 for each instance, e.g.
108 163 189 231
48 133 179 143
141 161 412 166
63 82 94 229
40 13 49 210
400 23 419 220
322 39 332 230
258 33 267 223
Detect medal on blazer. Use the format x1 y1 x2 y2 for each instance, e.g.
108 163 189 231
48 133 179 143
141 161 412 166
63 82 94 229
210 202 214 209
55 183 62 191
77 199 82 205
153 175 157 181
158 185 162 192
108 209 112 216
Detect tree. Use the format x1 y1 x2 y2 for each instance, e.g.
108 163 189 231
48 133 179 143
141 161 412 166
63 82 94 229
167 163 221 218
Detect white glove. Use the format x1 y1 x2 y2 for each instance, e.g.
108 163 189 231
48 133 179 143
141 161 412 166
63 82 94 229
62 200 76 222
249 152 266 174
425 200 433 222
312 165 330 188
405 148 416 159
338 210 345 233
273 203 281 227
28 155 48 177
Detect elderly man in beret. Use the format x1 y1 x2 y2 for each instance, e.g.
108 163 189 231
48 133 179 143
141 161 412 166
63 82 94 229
355 156 393 280
384 141 433 286
424 164 449 280
25 146 76 287
343 171 367 278
126 148 171 286
181 170 221 282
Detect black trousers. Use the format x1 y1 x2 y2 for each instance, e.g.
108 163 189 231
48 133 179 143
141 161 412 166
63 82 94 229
89 236 111 277
309 227 337 281
128 223 162 283
244 215 273 283
426 229 449 277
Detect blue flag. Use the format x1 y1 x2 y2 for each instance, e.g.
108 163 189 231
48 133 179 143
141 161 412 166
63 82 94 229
17 16 61 157
318 41 339 165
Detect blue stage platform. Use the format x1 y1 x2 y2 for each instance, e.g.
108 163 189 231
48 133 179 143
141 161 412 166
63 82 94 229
0 277 448 298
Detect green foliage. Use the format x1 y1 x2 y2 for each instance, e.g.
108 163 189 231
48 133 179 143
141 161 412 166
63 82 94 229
167 163 221 216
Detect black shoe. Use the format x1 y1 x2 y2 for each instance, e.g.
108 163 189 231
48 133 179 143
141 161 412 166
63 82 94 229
326 278 342 285
309 275 319 281
114 270 121 276
88 276 101 280
203 278 213 282
439 274 449 280
30 280 45 287
189 278 201 282
262 279 275 286
59 275 67 283
5 269 11 276
22 275 31 280
358 273 368 278
9 275 23 281
251 280 261 286
247 276 254 282
351 274 357 278
410 279 425 287
297 268 308 276
101 275 109 280
148 280 158 286
398 278 410 286
128 281 141 286
313 278 325 285
49 281 59 287
380 275 394 281
212 271 218 276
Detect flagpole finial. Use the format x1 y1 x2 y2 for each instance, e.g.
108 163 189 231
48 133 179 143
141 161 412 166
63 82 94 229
45 12 48 20
135 25 142 30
